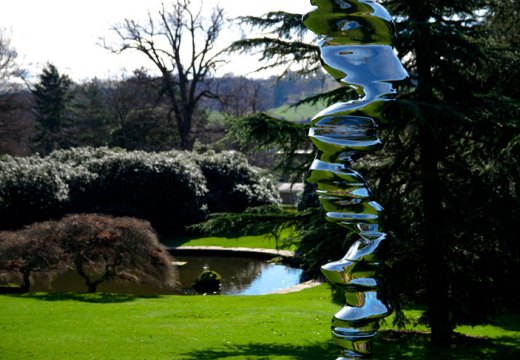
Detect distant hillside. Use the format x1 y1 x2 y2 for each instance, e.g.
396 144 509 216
266 99 329 123
203 71 336 114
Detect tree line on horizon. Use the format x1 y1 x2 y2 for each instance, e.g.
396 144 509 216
0 63 330 156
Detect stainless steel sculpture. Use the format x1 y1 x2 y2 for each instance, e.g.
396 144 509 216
303 0 408 358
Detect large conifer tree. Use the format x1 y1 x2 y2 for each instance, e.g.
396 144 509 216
31 63 73 154
223 0 520 346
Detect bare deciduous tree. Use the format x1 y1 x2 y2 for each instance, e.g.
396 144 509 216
0 29 33 155
216 76 271 118
104 0 226 150
0 29 20 89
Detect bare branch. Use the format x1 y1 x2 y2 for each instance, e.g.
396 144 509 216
102 1 226 150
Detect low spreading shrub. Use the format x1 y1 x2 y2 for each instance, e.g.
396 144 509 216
0 214 176 293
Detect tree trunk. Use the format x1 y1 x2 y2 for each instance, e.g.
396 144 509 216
414 9 452 346
20 270 31 293
418 128 452 346
179 127 194 151
76 262 100 293
87 282 98 293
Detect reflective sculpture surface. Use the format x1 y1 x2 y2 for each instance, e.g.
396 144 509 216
303 0 408 358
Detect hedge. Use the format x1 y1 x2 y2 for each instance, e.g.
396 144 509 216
0 147 279 234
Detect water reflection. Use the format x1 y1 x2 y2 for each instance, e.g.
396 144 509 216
175 255 303 295
28 255 303 296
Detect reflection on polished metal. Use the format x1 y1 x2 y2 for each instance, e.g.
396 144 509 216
303 0 408 358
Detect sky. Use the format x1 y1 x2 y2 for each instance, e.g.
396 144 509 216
0 0 314 82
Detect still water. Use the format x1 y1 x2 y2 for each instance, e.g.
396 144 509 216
29 255 303 296
176 255 303 295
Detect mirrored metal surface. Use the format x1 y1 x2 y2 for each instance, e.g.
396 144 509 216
304 0 408 358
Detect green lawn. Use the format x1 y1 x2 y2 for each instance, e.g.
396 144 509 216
1 285 519 359
267 100 327 122
163 230 297 251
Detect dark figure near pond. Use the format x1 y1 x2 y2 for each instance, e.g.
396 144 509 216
304 0 408 358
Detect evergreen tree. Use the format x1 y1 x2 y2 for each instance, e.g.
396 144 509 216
31 63 73 154
69 79 113 147
219 0 520 346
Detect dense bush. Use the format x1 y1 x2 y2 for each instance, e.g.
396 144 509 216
192 269 222 294
0 214 176 293
81 150 208 234
187 150 280 213
0 155 94 228
0 147 280 233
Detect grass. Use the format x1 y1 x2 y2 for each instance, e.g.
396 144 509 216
1 285 519 359
267 100 327 123
162 229 298 251
205 99 325 124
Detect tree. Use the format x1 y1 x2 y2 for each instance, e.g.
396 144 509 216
211 75 272 118
0 91 34 156
228 11 320 78
376 0 520 345
216 1 520 347
0 224 65 292
0 28 20 89
58 214 176 293
0 215 177 293
69 78 114 147
105 0 226 150
31 63 73 154
0 29 33 156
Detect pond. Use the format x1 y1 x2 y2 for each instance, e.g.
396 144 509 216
28 254 303 296
175 255 303 295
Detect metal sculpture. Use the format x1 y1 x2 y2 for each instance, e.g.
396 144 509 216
303 0 408 358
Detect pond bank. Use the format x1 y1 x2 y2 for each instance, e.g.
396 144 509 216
168 245 295 261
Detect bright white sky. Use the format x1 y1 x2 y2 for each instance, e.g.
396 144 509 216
0 0 313 82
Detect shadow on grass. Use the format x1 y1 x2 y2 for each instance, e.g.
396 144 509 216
181 332 520 360
9 292 159 303
375 330 520 359
181 340 338 360
492 313 520 332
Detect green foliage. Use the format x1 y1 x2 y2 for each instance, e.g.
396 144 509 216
112 108 179 151
83 150 207 234
228 113 312 180
68 79 114 147
218 3 520 342
192 205 292 238
187 150 280 213
31 63 73 154
0 147 280 234
192 270 222 294
229 12 320 77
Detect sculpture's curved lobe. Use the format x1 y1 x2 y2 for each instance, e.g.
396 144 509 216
303 0 408 358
